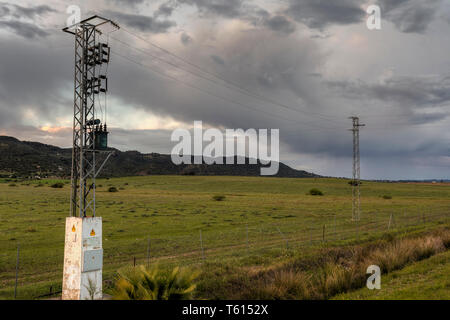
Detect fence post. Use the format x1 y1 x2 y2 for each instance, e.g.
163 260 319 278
146 237 150 268
388 213 393 230
333 215 337 241
277 227 288 249
14 243 19 299
356 222 360 241
200 230 205 261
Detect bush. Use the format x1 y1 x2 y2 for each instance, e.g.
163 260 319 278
212 195 226 201
308 188 324 196
382 195 392 199
348 180 362 186
108 187 118 193
112 265 198 300
8 183 16 187
50 182 64 188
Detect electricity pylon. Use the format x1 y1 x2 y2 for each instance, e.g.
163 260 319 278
349 116 365 221
63 16 119 217
62 15 119 300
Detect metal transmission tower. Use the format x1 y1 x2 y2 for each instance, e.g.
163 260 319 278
61 16 119 300
349 116 365 221
63 16 119 218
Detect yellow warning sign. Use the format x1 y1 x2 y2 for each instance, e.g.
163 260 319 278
72 225 76 232
90 229 96 236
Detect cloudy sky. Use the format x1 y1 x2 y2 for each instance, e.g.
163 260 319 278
0 0 450 179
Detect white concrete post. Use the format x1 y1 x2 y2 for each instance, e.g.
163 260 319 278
62 217 103 300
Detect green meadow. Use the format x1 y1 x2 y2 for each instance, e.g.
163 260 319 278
0 176 449 299
333 249 450 300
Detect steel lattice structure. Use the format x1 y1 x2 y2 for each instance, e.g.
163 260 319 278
63 16 119 217
349 116 365 221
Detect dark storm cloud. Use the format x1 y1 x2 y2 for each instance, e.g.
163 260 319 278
105 10 175 33
177 0 244 18
107 26 325 130
0 2 55 19
155 2 177 17
210 55 225 65
0 20 49 38
107 0 145 7
0 36 72 126
174 1 295 35
326 75 450 109
377 0 441 33
0 2 55 39
264 15 296 34
0 4 9 17
180 32 192 45
285 0 365 30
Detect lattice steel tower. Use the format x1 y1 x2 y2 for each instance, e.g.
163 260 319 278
349 116 365 221
63 16 119 217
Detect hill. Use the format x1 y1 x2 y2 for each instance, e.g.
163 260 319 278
0 136 317 178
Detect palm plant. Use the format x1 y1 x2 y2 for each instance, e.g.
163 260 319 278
112 265 198 300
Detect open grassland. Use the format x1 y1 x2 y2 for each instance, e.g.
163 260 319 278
197 228 450 299
333 248 450 300
0 176 449 299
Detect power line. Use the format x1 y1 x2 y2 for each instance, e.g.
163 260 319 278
113 28 450 132
117 29 450 130
111 50 345 131
117 27 347 125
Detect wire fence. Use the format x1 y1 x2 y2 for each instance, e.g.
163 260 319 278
0 209 448 299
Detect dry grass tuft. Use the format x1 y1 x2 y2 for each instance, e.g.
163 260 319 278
199 228 450 300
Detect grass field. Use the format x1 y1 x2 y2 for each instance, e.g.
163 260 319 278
0 176 449 299
334 249 450 300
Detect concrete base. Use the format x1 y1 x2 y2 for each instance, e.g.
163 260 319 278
62 217 103 300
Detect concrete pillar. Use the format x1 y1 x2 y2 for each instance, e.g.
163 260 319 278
62 217 103 300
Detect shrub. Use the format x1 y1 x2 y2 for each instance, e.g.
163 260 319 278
382 195 392 199
112 265 198 300
108 187 118 192
50 182 64 188
309 188 324 196
212 195 226 201
8 183 16 187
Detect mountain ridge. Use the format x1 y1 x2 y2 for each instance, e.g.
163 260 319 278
0 136 318 178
